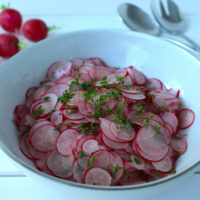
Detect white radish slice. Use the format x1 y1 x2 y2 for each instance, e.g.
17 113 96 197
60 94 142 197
50 110 63 125
47 61 72 81
25 114 36 126
63 110 85 121
136 126 169 162
150 90 177 100
99 118 125 143
102 134 129 150
31 124 59 152
73 160 85 182
56 76 74 85
72 57 84 68
92 149 113 169
125 155 146 171
109 121 135 142
171 134 187 154
160 112 178 133
56 129 80 156
34 93 58 115
32 87 46 101
81 139 100 156
20 132 33 160
26 87 37 99
84 167 112 186
121 91 146 101
77 156 89 169
90 57 106 66
109 152 124 184
47 150 74 178
147 78 163 89
120 88 141 94
132 69 146 85
152 156 173 173
76 135 95 153
77 98 91 116
178 108 195 129
29 144 46 160
46 83 69 97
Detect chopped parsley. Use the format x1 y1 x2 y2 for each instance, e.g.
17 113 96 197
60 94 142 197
58 90 75 104
33 106 45 117
169 168 176 174
43 96 50 101
134 157 141 164
54 124 61 131
79 151 85 158
111 164 122 177
153 123 161 135
79 121 99 135
88 155 97 168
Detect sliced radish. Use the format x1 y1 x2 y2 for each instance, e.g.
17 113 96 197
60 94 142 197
63 110 85 121
72 57 84 68
26 87 37 99
160 112 178 133
46 83 69 97
84 167 112 186
121 91 146 101
109 121 135 142
20 132 33 160
50 110 63 125
171 134 187 154
152 156 173 173
31 124 59 152
56 129 80 156
147 78 163 89
47 150 74 178
178 108 195 129
136 126 169 161
81 139 100 156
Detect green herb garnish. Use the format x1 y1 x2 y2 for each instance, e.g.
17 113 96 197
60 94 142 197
112 164 122 177
153 123 161 135
88 155 97 168
43 96 50 101
134 157 141 164
79 151 85 158
33 106 45 117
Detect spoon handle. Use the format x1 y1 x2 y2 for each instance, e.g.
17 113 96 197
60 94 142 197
161 36 200 59
179 34 200 53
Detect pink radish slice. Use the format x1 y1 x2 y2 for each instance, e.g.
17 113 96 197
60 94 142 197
102 133 129 150
77 155 89 169
109 152 124 184
31 124 59 152
136 126 169 162
25 114 36 126
160 112 178 133
92 149 113 169
47 61 72 81
171 134 187 154
47 150 74 178
152 156 173 173
132 69 146 85
20 132 33 160
84 167 112 186
72 57 84 68
50 110 63 125
46 83 69 97
26 87 37 99
73 160 85 182
63 110 85 121
109 121 135 142
147 78 163 89
99 118 126 143
76 135 95 153
121 91 146 101
178 108 195 129
120 88 141 94
28 144 46 160
81 139 100 156
56 129 80 156
90 57 106 66
56 76 74 85
32 87 46 101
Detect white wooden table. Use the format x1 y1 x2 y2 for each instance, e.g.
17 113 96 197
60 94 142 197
0 0 200 199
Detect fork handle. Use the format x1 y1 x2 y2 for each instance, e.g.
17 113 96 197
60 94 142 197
179 34 200 53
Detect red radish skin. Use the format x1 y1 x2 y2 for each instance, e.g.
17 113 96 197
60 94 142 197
23 19 48 42
0 34 19 58
13 57 194 186
0 8 22 32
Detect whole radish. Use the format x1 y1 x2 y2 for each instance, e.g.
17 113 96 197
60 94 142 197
23 19 59 42
0 5 22 32
0 34 29 58
0 34 19 57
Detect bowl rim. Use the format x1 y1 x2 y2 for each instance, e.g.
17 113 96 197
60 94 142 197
1 28 200 190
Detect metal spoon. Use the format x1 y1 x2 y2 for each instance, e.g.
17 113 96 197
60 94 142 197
118 3 200 58
151 0 200 52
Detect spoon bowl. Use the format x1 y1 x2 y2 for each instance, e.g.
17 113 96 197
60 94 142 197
118 3 161 36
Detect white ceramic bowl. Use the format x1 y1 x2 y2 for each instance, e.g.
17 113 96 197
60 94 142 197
0 29 200 200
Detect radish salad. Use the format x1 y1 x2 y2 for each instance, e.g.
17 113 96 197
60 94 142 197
13 57 195 186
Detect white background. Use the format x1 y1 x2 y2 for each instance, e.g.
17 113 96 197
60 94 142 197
0 0 200 199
